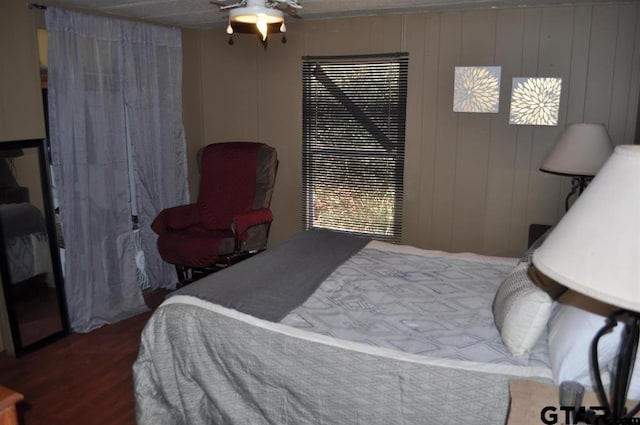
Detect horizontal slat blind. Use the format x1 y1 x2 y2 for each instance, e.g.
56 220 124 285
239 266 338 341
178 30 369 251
302 53 408 242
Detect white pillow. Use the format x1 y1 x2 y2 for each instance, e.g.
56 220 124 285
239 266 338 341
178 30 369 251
492 263 553 356
547 295 622 386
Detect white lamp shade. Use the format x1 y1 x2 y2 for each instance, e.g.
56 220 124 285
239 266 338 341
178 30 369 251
533 145 640 312
541 123 613 176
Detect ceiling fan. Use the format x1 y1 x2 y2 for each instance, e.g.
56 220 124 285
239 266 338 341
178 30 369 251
211 0 302 42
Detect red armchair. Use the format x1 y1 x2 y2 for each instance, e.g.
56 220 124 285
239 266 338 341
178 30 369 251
151 142 277 285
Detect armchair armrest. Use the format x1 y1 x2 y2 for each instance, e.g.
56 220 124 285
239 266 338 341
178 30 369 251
151 204 201 235
232 208 273 241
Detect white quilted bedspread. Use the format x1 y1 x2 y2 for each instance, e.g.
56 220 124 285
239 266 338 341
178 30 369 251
281 241 550 368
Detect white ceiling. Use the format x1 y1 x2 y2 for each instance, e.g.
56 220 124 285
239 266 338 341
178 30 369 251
37 0 624 30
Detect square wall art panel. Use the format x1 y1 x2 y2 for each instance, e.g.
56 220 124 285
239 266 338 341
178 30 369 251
509 77 562 126
453 66 501 113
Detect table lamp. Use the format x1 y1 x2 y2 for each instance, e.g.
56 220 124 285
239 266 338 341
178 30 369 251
533 145 640 421
540 123 613 211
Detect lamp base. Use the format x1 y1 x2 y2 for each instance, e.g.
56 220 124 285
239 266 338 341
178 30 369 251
565 176 592 211
591 310 640 422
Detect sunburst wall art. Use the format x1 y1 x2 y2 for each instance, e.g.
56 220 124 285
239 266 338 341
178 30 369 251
509 77 562 126
453 66 501 113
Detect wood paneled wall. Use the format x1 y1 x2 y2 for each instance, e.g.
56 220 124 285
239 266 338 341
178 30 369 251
0 1 45 142
193 2 640 257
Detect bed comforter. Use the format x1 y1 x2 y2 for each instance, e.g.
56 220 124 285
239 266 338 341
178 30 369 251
133 230 553 425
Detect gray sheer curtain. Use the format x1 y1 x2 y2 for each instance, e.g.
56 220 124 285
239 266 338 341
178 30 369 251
123 23 189 291
46 8 188 332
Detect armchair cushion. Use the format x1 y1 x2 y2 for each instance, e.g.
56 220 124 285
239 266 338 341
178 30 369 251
198 143 261 230
151 204 200 235
233 208 273 241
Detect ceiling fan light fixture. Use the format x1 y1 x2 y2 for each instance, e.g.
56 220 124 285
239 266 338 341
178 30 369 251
229 3 284 41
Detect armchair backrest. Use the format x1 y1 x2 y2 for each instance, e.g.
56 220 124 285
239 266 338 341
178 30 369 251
197 142 277 230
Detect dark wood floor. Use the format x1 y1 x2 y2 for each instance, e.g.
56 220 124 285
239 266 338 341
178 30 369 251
0 289 170 425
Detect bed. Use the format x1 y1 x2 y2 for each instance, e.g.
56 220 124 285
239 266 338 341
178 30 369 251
133 229 617 424
0 202 53 289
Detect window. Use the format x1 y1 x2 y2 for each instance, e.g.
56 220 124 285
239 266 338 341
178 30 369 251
302 53 408 242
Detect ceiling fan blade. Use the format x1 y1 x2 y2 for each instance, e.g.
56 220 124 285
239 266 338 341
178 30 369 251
268 0 302 10
265 0 302 18
209 0 246 10
286 8 302 18
282 0 302 9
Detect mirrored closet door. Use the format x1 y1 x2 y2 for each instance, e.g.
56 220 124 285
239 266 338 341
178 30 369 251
0 138 69 356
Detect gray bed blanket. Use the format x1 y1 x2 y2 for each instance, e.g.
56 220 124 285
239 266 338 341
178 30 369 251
134 296 550 425
172 229 370 321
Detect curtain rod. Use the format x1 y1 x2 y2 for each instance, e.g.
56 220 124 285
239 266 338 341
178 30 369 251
28 3 47 10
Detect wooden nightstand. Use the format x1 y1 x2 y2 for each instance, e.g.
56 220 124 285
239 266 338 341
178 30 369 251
507 380 639 425
0 386 23 425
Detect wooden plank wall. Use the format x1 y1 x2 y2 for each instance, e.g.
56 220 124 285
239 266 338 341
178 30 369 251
194 3 640 257
0 0 45 142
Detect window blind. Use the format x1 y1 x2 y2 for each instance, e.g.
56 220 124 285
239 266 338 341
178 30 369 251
302 53 408 242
